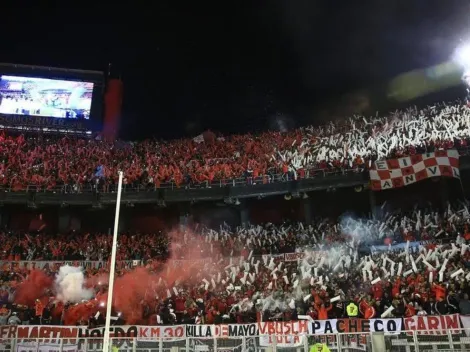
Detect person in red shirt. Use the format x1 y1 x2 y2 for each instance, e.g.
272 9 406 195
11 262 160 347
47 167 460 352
359 297 370 318
392 279 402 298
363 301 376 319
371 283 383 301
316 302 332 320
307 306 318 320
174 293 186 322
205 306 215 324
405 303 416 317
35 299 44 324
432 283 446 301
217 298 228 314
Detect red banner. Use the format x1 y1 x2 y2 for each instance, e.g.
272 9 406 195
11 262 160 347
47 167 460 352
103 79 123 141
284 252 306 261
0 316 463 341
369 150 460 191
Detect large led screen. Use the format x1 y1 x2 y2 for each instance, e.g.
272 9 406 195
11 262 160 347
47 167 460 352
0 75 94 119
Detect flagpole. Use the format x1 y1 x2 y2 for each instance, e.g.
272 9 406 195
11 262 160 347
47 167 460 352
102 171 123 352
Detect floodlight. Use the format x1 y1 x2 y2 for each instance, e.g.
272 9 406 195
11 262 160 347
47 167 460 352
454 43 470 69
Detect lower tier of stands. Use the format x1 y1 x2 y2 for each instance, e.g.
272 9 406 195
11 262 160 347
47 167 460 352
0 320 470 352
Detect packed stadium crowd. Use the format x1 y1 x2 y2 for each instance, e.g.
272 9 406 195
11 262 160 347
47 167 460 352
0 100 469 329
0 201 470 326
0 101 469 190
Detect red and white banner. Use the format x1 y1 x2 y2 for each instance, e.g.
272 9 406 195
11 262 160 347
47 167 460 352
308 318 403 335
459 315 470 337
16 342 78 352
0 260 140 271
403 314 461 334
284 252 306 261
259 335 305 347
0 251 330 272
369 150 460 191
0 324 186 339
257 321 309 347
0 316 463 350
168 258 212 269
261 253 285 264
284 251 327 262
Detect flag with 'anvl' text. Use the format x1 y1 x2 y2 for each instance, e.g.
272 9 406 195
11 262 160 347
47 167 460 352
369 150 459 191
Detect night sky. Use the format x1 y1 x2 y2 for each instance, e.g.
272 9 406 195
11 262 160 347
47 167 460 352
1 1 468 140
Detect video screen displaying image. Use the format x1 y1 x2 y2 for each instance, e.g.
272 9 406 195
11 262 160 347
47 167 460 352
0 75 94 119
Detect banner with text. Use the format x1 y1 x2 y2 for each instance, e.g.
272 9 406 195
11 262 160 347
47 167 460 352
370 150 460 191
168 258 212 269
0 314 462 351
0 260 140 271
0 315 462 343
16 341 79 352
403 314 461 334
308 318 403 335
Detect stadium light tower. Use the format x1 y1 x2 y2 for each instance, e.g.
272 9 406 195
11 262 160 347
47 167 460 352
454 43 470 102
102 171 123 352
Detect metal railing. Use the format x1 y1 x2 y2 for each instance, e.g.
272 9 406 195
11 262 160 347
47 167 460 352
2 329 470 352
3 145 470 194
2 167 364 194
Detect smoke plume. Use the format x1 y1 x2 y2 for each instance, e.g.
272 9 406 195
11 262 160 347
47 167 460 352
14 269 53 305
63 227 227 324
55 265 94 303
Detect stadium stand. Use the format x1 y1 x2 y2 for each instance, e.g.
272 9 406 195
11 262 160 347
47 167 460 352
0 201 468 326
0 101 468 191
1 102 470 351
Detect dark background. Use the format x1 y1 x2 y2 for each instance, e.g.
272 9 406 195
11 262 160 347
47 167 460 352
0 1 468 140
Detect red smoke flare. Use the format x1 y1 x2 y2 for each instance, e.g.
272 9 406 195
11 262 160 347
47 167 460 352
15 269 53 306
30 227 227 325
88 228 225 324
63 301 97 325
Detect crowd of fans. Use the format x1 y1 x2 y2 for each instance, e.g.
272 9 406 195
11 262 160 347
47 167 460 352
0 101 469 190
1 101 470 327
2 199 469 262
0 232 169 262
0 201 470 326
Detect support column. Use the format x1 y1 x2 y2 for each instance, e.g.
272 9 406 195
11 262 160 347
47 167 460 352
58 208 71 233
0 208 9 228
179 203 191 228
240 201 250 228
118 214 128 233
303 198 312 225
440 178 449 210
179 214 189 228
369 189 377 219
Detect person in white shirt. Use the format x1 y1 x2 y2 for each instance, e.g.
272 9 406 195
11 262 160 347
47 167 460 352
416 306 427 316
0 309 10 325
8 312 21 325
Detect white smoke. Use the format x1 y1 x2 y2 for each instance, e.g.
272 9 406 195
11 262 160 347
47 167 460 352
230 297 254 312
339 215 392 243
55 265 93 303
261 294 288 312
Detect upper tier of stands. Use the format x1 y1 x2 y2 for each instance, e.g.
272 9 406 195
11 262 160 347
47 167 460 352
0 102 469 191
